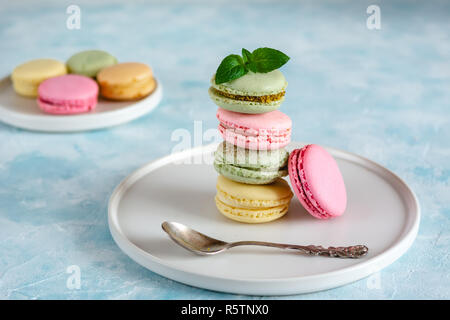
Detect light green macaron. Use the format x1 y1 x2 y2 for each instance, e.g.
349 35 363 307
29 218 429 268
208 70 287 114
67 50 118 78
214 142 289 184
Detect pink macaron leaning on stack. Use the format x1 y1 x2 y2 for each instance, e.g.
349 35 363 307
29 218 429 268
288 144 347 219
217 108 292 151
37 74 99 115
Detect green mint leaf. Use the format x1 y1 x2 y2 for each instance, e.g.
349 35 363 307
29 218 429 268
242 48 252 65
246 61 258 73
214 47 290 83
250 47 290 73
215 54 248 84
242 48 258 72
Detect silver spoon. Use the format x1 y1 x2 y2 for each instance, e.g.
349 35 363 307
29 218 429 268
162 221 368 259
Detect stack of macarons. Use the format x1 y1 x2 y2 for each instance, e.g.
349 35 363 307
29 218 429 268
11 50 156 115
209 57 294 224
210 48 349 223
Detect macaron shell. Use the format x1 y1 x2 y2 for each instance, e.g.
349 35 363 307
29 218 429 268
288 145 347 219
300 144 347 217
97 62 155 100
37 74 98 115
97 62 153 85
215 196 289 224
12 81 39 98
211 70 287 96
67 50 118 78
218 124 291 151
38 74 98 101
11 59 67 97
217 108 292 132
208 87 283 114
288 149 327 219
12 59 67 83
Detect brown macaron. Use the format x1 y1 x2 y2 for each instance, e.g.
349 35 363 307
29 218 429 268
97 62 156 100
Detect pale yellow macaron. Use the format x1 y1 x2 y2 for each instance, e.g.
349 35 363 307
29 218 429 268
215 175 293 223
11 59 67 97
96 62 156 100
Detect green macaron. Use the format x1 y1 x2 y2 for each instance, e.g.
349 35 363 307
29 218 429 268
213 142 289 184
208 70 287 114
67 50 118 78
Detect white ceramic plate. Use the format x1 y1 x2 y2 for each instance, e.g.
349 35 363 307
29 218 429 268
0 76 162 132
108 142 420 295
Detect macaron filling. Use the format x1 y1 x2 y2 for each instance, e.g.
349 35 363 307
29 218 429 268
210 87 285 103
215 196 290 222
218 122 290 138
218 123 291 148
216 188 292 209
38 96 97 110
214 162 288 184
216 109 292 137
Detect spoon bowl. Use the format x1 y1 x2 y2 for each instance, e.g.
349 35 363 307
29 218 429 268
162 221 228 255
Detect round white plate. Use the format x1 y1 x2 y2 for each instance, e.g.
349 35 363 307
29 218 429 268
108 142 420 295
0 76 162 132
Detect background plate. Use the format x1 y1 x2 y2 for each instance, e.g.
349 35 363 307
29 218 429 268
0 76 162 132
108 142 420 295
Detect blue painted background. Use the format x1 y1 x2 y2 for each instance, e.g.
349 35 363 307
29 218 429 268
0 0 449 299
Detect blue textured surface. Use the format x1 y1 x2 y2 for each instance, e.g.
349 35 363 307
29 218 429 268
0 0 449 299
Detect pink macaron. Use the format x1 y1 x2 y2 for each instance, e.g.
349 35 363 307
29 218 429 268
216 108 292 150
288 144 347 219
37 74 98 114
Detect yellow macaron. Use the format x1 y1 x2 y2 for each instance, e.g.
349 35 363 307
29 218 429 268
11 59 67 97
96 62 156 100
215 175 293 223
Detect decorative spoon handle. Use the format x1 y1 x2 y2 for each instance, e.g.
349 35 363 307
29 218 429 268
229 241 368 259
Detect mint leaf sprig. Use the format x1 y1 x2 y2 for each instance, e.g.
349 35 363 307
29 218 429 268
215 47 290 84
